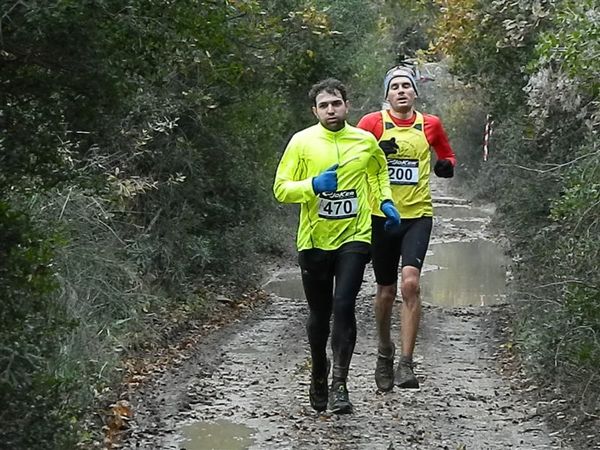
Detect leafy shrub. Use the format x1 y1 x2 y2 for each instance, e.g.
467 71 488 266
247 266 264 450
432 0 600 411
0 202 80 449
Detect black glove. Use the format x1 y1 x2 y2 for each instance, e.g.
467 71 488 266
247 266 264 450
434 159 454 178
378 138 399 156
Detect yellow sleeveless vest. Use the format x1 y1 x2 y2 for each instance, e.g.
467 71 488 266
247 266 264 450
372 110 433 218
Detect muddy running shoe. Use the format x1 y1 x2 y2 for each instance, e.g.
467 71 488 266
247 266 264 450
309 360 330 412
375 343 395 391
328 382 353 414
394 357 419 389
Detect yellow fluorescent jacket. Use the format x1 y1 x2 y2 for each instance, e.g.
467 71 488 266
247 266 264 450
372 111 433 218
273 123 392 251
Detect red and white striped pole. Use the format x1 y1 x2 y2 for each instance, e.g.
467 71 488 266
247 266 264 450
483 114 493 162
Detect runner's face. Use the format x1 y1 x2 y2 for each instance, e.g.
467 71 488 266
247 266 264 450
386 76 416 113
312 90 348 132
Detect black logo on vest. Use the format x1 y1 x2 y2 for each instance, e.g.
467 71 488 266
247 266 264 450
319 189 357 200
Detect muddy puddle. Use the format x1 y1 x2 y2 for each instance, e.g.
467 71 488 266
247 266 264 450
263 270 305 300
178 419 255 450
264 239 509 308
422 239 510 307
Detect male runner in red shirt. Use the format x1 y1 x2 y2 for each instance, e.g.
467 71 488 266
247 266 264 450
357 66 456 390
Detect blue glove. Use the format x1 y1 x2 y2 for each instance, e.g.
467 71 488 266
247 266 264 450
312 164 338 194
381 200 401 231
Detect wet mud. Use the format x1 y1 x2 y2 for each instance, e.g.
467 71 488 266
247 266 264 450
122 180 575 450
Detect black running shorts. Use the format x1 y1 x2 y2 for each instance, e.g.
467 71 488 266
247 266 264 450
371 215 433 286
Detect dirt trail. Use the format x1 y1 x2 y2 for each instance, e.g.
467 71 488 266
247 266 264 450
122 179 570 450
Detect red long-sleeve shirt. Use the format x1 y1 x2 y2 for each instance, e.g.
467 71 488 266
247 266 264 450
356 111 456 166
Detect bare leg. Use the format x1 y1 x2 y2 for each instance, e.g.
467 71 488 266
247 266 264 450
374 283 397 354
399 266 421 358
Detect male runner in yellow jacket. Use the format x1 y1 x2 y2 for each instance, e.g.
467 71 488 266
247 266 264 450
273 78 400 414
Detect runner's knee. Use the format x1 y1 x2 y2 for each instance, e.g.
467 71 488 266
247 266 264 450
400 277 420 301
376 284 396 305
332 298 355 324
306 312 330 341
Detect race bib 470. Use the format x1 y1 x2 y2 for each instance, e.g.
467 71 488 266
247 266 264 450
388 159 419 185
318 189 358 219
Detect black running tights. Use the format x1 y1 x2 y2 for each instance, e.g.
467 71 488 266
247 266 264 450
298 241 370 383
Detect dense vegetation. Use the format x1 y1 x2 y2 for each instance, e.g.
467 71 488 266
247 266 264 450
432 0 599 416
1 0 597 447
0 1 400 447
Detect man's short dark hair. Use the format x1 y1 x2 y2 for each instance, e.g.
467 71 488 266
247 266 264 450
308 78 348 106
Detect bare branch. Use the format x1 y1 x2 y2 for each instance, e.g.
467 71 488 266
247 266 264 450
499 151 598 175
533 280 588 289
0 0 26 46
58 187 72 221
574 199 600 233
580 373 600 419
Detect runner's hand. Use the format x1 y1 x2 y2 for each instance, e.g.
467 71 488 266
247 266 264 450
312 164 338 194
381 200 401 231
434 159 454 178
378 138 399 156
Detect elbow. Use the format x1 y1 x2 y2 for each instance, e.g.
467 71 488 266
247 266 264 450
273 181 286 203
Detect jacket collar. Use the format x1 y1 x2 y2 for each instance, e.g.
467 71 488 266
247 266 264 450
317 122 349 138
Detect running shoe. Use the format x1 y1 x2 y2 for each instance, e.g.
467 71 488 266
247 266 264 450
374 343 395 391
328 381 353 414
394 357 419 389
309 359 330 412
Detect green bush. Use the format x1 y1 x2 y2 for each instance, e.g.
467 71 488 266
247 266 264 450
431 0 600 411
2 1 397 446
0 202 80 449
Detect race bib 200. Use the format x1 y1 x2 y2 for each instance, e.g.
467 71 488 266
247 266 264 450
388 159 419 185
318 189 358 219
